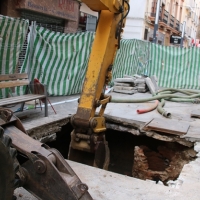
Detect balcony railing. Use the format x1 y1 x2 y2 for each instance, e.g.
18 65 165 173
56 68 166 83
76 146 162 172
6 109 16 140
169 15 175 28
162 10 169 24
150 5 181 32
174 19 180 31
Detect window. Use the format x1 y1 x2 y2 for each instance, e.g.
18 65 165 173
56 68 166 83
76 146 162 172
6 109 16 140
78 12 97 32
144 28 148 40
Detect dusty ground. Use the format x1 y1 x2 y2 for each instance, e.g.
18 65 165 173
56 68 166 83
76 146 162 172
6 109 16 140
9 92 200 199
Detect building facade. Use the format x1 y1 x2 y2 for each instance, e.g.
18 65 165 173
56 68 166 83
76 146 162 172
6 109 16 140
0 0 98 33
123 0 200 47
123 0 147 40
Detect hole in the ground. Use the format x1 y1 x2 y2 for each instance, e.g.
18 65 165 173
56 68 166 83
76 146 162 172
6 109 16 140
46 123 197 185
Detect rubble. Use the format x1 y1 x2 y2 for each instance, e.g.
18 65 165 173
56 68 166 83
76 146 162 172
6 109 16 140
113 75 158 95
113 76 146 94
150 75 159 92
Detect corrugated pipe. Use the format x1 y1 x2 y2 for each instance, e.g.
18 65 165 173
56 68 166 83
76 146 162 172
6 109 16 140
137 100 159 114
156 88 196 96
157 99 171 118
166 98 200 103
111 93 200 103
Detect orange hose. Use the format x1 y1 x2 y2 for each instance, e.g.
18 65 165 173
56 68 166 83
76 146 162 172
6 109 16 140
137 100 159 114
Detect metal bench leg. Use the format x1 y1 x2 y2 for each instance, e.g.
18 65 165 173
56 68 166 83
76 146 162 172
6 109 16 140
20 85 29 112
44 85 48 117
20 102 25 112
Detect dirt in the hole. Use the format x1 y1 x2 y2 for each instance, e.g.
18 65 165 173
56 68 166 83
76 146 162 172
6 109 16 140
106 129 197 184
47 124 197 185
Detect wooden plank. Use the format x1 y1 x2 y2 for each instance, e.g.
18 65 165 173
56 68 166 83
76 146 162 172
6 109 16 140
0 73 28 81
0 94 45 102
191 110 200 118
143 118 190 135
0 80 29 88
0 94 46 106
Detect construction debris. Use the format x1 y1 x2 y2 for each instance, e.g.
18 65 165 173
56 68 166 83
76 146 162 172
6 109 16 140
113 77 137 94
113 75 158 94
145 77 156 95
150 75 159 92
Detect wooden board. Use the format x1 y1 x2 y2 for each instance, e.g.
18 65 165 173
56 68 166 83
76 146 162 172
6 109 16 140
0 73 28 81
0 94 46 106
144 118 190 135
191 110 200 118
0 80 29 88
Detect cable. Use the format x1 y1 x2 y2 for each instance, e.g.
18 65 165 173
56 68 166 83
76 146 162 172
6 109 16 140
115 0 130 49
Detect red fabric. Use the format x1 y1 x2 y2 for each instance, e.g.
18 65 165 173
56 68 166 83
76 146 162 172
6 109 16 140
33 78 57 114
33 78 45 103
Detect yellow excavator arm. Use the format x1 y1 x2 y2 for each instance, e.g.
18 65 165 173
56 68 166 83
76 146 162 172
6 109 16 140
0 1 130 200
70 0 130 168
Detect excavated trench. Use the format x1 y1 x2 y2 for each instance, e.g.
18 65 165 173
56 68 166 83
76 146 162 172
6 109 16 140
47 122 197 185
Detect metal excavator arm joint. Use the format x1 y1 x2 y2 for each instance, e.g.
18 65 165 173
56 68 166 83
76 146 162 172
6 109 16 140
0 108 92 200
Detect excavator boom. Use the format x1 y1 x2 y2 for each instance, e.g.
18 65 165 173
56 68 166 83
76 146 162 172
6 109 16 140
70 0 130 168
0 0 130 199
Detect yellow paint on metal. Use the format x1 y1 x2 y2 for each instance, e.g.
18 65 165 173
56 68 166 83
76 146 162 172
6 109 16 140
82 0 122 12
74 0 129 133
76 10 120 121
92 117 106 133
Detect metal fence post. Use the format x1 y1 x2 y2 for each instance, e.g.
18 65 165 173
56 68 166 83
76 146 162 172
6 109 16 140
27 21 36 80
153 0 161 44
180 21 186 48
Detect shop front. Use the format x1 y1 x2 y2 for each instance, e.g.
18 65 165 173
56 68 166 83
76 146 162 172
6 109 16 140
1 0 80 33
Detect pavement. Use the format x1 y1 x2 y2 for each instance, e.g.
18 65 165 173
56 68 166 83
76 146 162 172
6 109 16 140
14 142 200 200
10 91 200 199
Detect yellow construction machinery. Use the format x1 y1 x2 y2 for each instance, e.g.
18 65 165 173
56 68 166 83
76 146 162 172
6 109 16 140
0 0 129 199
69 0 130 169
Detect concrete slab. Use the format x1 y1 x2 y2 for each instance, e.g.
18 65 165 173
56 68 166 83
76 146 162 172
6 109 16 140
9 91 200 142
15 143 200 200
107 92 200 124
105 92 200 141
10 91 200 200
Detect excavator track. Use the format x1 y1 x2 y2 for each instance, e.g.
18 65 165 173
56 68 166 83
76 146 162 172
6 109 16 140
0 127 18 200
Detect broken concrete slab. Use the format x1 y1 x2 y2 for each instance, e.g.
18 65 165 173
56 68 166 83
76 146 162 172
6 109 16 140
114 86 137 91
113 89 137 94
150 75 159 92
114 82 132 87
145 77 156 95
134 78 146 84
114 78 135 83
144 118 190 136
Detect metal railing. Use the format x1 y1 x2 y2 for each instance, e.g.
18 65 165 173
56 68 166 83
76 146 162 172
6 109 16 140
169 15 175 28
174 19 180 31
162 10 169 24
150 5 182 32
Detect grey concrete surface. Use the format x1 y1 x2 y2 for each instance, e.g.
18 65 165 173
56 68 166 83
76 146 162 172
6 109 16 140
10 92 200 199
14 141 200 200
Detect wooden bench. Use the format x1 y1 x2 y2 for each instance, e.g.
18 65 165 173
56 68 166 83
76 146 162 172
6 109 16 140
0 73 48 117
